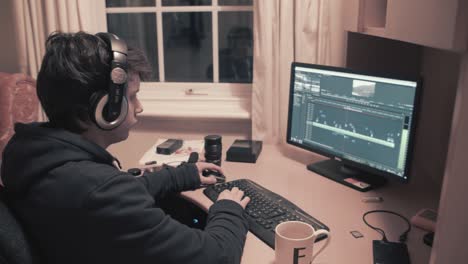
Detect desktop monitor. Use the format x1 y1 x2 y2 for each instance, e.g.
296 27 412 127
286 62 421 192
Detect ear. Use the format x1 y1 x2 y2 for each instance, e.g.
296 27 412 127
75 107 93 131
76 117 92 132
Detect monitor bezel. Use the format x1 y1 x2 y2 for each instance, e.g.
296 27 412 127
286 62 422 183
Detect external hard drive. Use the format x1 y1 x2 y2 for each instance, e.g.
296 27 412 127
226 140 262 163
373 240 410 264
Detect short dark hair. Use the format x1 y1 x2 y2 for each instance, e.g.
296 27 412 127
36 31 151 133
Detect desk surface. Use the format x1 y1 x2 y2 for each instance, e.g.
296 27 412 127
181 143 438 264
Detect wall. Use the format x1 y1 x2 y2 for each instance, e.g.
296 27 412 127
0 0 19 73
430 53 468 264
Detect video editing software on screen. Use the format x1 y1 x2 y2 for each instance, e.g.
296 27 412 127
289 66 417 179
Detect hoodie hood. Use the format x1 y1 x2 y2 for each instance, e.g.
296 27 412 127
1 122 115 195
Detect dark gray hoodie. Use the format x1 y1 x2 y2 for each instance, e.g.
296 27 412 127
1 122 248 264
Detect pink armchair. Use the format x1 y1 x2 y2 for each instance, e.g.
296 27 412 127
0 72 39 159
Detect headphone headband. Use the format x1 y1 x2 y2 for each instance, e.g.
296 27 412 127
96 32 128 84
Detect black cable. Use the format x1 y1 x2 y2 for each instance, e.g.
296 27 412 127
362 210 412 243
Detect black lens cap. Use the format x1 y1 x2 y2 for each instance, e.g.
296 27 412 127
204 135 222 145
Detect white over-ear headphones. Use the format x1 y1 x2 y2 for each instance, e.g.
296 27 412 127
90 32 129 130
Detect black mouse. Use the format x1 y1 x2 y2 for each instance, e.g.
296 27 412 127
202 169 226 183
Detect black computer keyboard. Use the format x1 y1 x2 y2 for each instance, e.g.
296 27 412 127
203 179 330 249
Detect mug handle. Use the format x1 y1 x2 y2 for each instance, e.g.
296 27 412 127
311 229 331 262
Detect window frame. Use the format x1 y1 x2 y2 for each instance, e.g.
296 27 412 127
97 0 253 120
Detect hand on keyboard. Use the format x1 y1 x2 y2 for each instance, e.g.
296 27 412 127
217 187 250 209
204 179 330 249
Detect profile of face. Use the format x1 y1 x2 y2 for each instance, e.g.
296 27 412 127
83 72 143 148
109 72 143 143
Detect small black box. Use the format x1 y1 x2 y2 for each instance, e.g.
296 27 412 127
156 139 183 155
373 240 410 264
226 140 262 163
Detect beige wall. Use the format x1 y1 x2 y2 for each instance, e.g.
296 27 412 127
430 53 468 264
0 0 19 73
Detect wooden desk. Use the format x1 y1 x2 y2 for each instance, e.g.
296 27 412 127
180 143 438 264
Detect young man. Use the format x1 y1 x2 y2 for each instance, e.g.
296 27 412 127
0 32 250 264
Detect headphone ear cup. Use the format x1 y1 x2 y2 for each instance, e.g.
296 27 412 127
93 32 129 131
89 90 128 130
89 90 106 126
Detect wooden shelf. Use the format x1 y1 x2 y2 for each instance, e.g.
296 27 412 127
345 0 467 51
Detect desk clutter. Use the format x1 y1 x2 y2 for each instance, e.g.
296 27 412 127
139 137 263 167
139 139 204 167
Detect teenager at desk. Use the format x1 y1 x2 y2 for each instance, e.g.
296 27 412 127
0 31 250 264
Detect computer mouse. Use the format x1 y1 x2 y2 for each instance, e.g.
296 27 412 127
127 168 142 176
202 169 226 183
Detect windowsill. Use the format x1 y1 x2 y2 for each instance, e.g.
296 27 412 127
138 82 251 120
139 97 251 120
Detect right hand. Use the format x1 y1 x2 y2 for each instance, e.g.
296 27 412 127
217 187 250 209
195 162 224 185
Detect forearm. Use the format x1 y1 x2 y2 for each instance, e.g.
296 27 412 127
137 163 200 198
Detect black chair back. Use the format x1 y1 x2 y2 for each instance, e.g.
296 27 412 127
0 188 39 264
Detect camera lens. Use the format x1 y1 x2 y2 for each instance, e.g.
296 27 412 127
204 135 222 166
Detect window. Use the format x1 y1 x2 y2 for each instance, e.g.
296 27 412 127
98 0 253 119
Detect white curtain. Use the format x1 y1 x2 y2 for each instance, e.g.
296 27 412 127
295 0 331 65
252 0 294 144
252 0 332 144
13 0 100 77
12 0 100 120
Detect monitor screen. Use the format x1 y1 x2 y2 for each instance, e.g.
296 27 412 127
287 62 421 190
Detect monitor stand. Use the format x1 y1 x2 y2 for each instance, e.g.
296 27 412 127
307 159 387 192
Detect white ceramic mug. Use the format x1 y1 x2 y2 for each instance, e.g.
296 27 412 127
275 221 331 264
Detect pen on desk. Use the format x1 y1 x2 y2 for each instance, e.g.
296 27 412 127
144 160 157 166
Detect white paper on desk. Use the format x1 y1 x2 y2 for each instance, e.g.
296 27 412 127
138 139 204 167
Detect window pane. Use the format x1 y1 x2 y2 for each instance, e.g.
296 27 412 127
219 0 252 6
163 12 212 82
162 0 211 6
107 13 159 81
218 12 253 83
106 0 155 7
